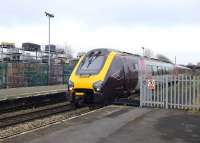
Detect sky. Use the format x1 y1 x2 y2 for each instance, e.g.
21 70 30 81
0 0 200 64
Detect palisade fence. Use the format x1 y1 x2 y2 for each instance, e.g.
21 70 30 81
0 63 73 89
140 74 200 110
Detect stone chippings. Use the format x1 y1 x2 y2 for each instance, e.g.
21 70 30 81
0 107 89 139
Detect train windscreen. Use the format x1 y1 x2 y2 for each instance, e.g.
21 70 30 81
76 51 107 75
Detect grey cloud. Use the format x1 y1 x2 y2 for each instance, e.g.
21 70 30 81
1 0 200 27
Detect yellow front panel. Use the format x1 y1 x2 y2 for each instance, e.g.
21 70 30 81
69 52 116 90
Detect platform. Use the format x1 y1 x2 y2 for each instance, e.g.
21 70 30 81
0 85 67 101
4 105 200 143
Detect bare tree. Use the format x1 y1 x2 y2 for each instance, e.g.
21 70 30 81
144 48 154 58
77 52 86 58
187 62 193 66
156 54 173 63
63 42 73 59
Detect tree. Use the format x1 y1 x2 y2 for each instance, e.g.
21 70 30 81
77 52 86 58
144 48 154 58
62 42 73 59
187 62 193 66
156 54 173 63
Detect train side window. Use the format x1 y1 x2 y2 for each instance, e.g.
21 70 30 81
162 67 165 75
160 67 163 75
165 67 169 74
168 67 172 74
146 65 153 75
157 66 160 75
162 67 166 75
151 66 154 75
157 66 162 75
110 56 124 75
133 63 138 70
152 66 157 75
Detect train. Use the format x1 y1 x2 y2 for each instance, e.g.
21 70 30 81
68 48 190 106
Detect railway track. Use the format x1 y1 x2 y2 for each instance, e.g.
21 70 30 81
0 92 67 114
0 101 73 128
0 93 139 140
0 102 97 140
0 93 140 129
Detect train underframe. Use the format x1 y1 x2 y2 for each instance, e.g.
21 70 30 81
70 91 106 107
70 89 140 107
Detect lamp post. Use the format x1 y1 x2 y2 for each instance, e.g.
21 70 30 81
141 47 145 57
45 11 54 84
140 46 145 107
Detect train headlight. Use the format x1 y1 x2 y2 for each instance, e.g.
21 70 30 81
68 80 74 91
93 81 103 92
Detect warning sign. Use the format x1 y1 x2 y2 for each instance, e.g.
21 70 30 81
147 79 155 90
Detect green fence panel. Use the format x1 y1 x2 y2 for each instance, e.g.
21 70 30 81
63 64 72 84
0 63 7 89
0 62 67 89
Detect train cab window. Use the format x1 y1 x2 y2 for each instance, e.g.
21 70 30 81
76 51 107 75
157 66 162 75
152 66 157 76
165 67 169 74
133 63 138 70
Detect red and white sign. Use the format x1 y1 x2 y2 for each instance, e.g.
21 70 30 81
147 79 155 90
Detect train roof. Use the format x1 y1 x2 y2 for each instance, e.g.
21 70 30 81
87 48 174 64
176 65 191 70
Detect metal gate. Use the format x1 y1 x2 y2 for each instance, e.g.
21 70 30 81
140 74 200 110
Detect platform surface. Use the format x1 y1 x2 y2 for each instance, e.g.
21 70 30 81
0 84 67 101
3 105 200 143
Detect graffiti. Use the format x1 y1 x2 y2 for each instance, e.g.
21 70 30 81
0 63 72 89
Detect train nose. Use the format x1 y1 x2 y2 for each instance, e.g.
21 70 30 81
72 89 94 104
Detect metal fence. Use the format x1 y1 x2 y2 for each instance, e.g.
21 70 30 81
0 63 74 89
140 74 200 110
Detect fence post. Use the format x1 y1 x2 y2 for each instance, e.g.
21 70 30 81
177 75 180 109
160 76 163 108
140 74 143 107
193 76 195 110
153 76 156 107
198 76 200 110
181 74 183 109
166 75 168 109
156 76 159 108
189 75 192 110
185 75 187 110
174 75 176 109
170 75 173 109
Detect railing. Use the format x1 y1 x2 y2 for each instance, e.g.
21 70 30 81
140 74 200 110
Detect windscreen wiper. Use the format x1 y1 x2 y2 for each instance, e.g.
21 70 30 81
86 56 97 68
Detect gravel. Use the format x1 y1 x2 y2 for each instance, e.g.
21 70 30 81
0 107 90 140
